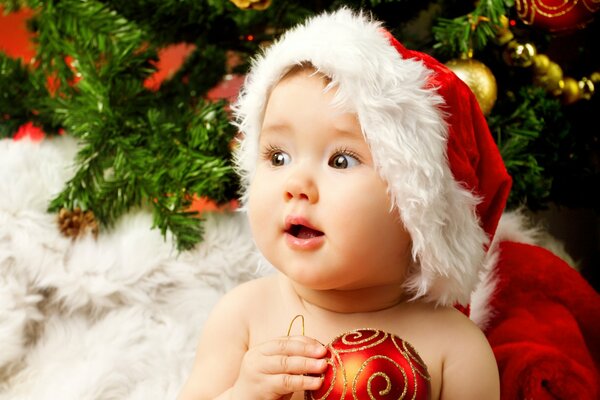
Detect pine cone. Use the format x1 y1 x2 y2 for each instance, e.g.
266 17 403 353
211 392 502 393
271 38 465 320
58 207 99 239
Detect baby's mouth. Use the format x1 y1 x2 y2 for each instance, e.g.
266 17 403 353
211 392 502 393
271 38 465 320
286 224 324 239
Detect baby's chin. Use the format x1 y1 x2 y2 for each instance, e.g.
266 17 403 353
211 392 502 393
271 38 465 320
288 280 408 313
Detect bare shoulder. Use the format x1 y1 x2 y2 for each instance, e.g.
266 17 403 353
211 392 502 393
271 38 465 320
392 302 498 399
402 301 484 339
201 274 280 341
177 275 279 400
430 306 500 400
425 304 488 340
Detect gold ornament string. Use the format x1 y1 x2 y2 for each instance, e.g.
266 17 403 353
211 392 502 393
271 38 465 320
287 314 305 336
495 15 598 104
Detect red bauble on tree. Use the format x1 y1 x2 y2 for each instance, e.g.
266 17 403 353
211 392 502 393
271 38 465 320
305 329 430 400
13 121 45 141
515 0 600 32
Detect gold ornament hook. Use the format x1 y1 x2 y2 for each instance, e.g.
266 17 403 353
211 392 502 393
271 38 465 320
287 314 305 336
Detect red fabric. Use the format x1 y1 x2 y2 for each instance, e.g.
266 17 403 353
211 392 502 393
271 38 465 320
486 241 600 399
385 34 512 245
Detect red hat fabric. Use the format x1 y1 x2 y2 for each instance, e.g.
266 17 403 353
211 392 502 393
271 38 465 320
233 8 511 306
386 35 512 250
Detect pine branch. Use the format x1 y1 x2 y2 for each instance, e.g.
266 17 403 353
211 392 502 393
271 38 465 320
48 93 238 250
0 0 240 250
432 0 512 57
28 0 152 94
488 86 568 210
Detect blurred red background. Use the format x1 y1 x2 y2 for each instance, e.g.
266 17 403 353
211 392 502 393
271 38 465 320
0 7 35 61
0 6 242 98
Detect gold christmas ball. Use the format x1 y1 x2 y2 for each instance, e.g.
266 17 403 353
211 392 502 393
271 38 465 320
562 77 580 104
496 29 514 46
532 54 551 75
446 58 498 115
590 72 600 84
545 62 563 83
534 61 564 95
495 15 514 46
578 77 595 100
229 0 271 10
503 40 537 68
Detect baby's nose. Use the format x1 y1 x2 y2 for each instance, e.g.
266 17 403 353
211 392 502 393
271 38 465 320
284 170 319 203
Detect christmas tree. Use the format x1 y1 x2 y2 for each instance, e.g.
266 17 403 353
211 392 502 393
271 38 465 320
1 0 598 253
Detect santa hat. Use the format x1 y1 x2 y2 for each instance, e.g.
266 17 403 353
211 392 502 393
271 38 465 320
233 8 512 306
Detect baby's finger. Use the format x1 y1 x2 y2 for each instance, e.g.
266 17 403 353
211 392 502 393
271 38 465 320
269 372 324 395
261 337 327 358
263 355 327 375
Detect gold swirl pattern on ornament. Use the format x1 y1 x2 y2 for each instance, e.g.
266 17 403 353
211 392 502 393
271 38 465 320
392 336 431 381
368 373 393 397
337 329 388 353
306 347 344 400
316 351 340 400
516 0 600 25
518 0 576 23
306 329 431 400
583 0 600 13
353 355 409 399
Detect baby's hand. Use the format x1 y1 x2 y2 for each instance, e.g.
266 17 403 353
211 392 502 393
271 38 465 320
230 335 328 400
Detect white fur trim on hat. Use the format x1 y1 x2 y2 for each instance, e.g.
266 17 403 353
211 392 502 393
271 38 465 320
233 8 491 306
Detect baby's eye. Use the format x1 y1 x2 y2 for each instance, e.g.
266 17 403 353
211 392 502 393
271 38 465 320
329 152 360 169
270 151 291 167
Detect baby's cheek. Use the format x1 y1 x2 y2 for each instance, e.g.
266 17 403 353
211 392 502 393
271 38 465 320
247 182 282 249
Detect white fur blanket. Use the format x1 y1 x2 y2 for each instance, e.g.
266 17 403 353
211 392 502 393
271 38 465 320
0 136 265 399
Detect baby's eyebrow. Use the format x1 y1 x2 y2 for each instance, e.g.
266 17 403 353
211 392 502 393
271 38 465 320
260 122 292 137
334 125 362 137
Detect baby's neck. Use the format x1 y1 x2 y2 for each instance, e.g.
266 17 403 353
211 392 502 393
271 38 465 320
286 277 408 315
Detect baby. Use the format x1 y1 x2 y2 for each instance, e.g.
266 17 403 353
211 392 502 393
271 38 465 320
178 8 511 400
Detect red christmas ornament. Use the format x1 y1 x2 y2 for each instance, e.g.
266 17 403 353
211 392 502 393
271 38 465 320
515 0 600 32
306 329 431 400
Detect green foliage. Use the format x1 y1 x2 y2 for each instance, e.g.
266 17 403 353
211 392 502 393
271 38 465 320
48 98 238 251
429 0 597 211
432 0 512 57
489 86 569 210
0 54 53 137
0 0 22 12
1 0 240 250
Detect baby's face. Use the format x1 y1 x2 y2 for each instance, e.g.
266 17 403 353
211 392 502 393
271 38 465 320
247 68 412 292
